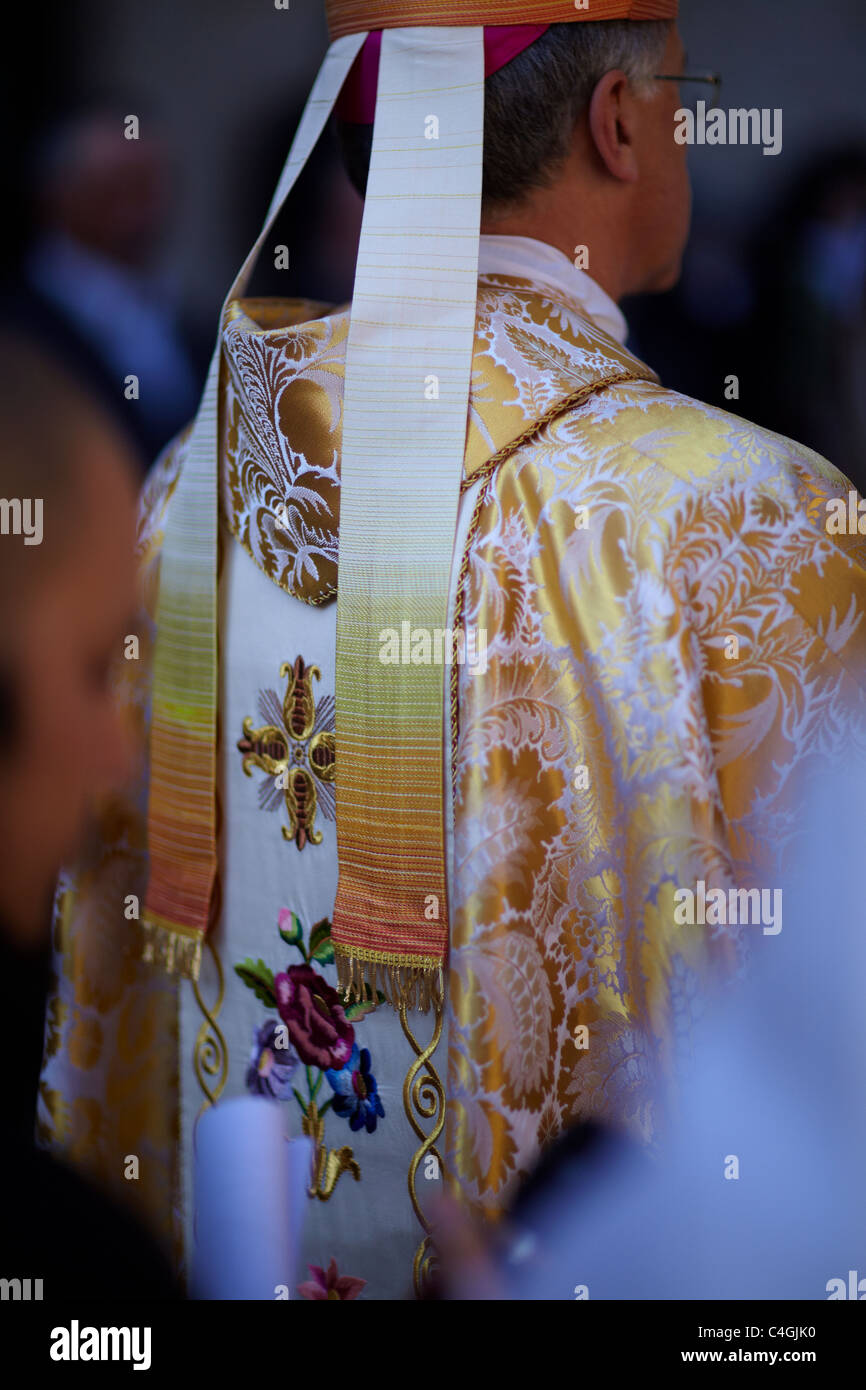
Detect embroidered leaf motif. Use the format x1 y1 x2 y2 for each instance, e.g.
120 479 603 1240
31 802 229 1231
344 986 386 1021
279 910 304 948
234 958 277 1007
503 322 586 396
344 1000 373 1022
308 916 335 964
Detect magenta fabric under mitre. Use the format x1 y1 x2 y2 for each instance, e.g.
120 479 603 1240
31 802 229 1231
335 24 551 123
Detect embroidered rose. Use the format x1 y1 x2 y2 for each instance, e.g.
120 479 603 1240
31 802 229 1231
274 964 355 1070
297 1258 366 1301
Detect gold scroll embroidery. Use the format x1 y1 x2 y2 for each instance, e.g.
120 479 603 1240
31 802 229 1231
302 1101 362 1201
398 982 446 1298
192 937 229 1118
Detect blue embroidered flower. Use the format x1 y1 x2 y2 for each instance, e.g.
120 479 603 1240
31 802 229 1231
246 1018 299 1100
325 1044 385 1133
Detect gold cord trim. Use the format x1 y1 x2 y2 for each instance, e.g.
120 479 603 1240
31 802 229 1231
460 370 650 495
335 942 444 1013
451 483 487 806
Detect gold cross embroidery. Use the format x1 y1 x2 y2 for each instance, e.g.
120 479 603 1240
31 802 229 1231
237 656 336 849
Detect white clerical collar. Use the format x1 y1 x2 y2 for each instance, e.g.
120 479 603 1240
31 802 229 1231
477 233 628 346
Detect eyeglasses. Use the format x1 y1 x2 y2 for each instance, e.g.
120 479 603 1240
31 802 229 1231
654 72 723 112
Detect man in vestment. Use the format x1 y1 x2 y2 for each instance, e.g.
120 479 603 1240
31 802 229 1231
39 1 866 1299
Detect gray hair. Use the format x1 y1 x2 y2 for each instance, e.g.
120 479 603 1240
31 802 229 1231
335 19 672 215
483 19 672 213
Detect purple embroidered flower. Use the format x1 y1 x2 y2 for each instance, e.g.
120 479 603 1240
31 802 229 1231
325 1044 385 1133
274 964 355 1070
246 1019 299 1099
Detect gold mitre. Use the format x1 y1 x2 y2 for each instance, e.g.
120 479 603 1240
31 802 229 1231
326 0 679 40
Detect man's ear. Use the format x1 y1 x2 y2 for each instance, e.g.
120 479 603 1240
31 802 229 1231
587 70 641 184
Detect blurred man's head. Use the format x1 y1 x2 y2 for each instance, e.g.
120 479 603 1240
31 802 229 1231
30 111 170 269
336 19 691 301
0 337 139 945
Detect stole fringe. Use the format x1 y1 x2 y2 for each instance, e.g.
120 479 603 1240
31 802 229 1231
335 944 444 1014
139 914 203 981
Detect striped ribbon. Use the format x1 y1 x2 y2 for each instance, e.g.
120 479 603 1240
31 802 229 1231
331 26 485 1011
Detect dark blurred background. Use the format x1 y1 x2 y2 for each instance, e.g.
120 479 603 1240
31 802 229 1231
2 0 865 487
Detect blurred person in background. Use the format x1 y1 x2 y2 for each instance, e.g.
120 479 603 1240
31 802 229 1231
0 335 178 1298
629 143 866 494
0 109 202 473
745 144 866 496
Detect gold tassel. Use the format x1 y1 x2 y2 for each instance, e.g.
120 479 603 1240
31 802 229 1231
334 944 444 1014
140 914 203 981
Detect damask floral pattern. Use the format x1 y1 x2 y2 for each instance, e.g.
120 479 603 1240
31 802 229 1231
221 300 347 606
444 281 866 1221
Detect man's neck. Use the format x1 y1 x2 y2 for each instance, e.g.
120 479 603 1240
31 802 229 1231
479 211 628 305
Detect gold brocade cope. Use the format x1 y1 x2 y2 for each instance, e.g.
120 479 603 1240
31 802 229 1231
212 270 866 1230
326 0 679 40
439 292 866 1216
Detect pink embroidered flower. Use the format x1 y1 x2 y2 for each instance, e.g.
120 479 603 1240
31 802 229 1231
273 963 355 1070
298 1258 366 1301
